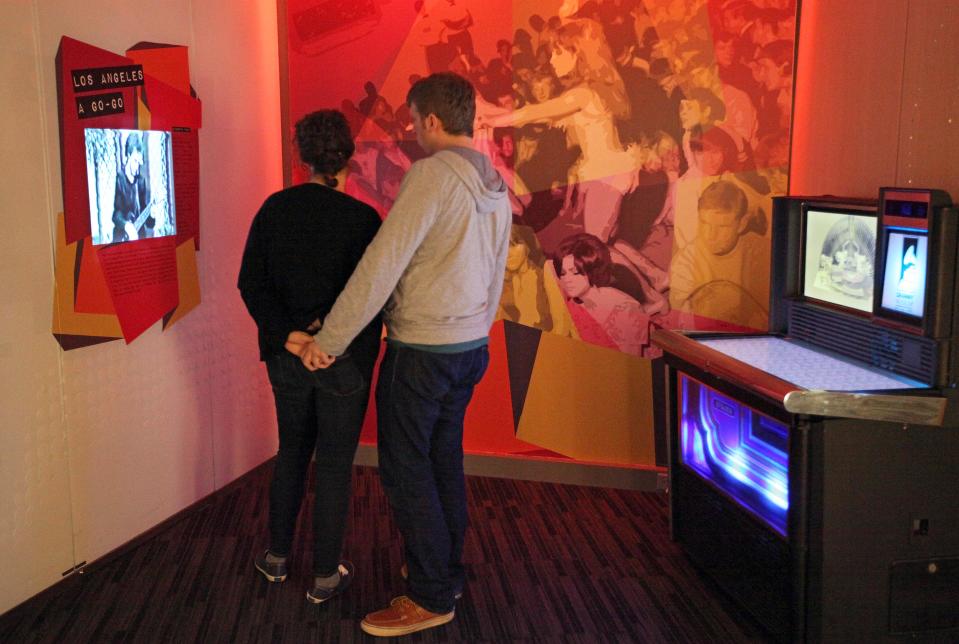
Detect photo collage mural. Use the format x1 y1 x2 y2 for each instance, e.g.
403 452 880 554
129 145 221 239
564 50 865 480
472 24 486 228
281 0 797 466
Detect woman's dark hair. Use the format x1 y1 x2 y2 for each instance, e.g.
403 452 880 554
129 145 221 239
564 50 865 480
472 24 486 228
553 232 612 287
294 109 355 188
406 72 475 137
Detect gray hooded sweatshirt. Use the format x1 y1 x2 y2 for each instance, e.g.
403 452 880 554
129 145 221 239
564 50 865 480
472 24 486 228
313 146 511 356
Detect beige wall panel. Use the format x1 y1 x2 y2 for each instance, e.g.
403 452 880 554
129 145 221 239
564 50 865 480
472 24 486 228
0 2 76 615
0 0 325 613
32 0 216 567
190 0 284 487
790 0 908 197
896 0 959 197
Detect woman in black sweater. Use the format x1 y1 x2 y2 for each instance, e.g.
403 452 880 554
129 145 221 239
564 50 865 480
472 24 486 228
239 110 381 604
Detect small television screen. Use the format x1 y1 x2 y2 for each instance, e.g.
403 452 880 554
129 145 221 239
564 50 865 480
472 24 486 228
880 231 928 319
84 128 176 245
802 207 877 313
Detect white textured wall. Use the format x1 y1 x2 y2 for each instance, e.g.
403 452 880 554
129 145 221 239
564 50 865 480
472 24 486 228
0 0 282 614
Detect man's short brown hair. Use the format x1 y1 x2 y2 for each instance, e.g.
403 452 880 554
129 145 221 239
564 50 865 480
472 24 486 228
406 72 475 137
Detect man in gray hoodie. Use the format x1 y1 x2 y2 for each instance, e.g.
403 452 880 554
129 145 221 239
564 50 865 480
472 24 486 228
300 72 511 637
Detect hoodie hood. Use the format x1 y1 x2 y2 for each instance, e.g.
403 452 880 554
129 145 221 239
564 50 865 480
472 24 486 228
433 147 508 215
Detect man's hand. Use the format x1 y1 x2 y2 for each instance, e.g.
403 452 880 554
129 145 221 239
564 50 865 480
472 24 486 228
284 330 313 356
299 341 336 371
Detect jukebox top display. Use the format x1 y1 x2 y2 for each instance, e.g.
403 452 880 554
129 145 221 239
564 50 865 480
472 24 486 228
801 204 877 314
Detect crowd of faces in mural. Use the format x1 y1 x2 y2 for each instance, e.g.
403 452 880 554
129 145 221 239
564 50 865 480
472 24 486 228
331 0 796 357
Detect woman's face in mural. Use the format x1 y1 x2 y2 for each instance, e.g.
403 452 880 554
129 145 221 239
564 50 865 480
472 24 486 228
558 254 591 299
701 140 727 176
753 57 785 91
679 99 704 130
506 236 530 272
550 45 576 79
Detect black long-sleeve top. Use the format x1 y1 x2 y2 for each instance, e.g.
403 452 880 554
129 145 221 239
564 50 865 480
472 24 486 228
238 183 382 367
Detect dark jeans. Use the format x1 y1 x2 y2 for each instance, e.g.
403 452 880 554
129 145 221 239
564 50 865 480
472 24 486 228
265 351 370 576
375 342 489 614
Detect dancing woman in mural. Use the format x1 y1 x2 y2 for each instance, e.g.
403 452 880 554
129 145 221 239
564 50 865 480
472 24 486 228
479 18 667 314
479 19 635 246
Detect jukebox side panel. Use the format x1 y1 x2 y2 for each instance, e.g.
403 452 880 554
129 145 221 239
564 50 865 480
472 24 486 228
670 369 795 637
679 373 791 535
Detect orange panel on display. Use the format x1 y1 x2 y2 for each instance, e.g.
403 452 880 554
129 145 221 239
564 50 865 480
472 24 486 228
126 43 192 96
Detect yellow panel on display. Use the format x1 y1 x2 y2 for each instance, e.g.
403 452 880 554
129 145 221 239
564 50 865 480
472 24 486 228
516 332 655 467
163 239 201 330
51 213 123 340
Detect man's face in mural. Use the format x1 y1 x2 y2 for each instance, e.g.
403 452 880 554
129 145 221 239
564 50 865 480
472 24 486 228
715 38 736 67
699 207 747 256
550 45 576 78
558 255 591 299
530 76 555 103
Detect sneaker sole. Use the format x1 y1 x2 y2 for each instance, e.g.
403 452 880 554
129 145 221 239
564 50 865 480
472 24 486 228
305 590 336 604
360 610 455 637
254 561 287 583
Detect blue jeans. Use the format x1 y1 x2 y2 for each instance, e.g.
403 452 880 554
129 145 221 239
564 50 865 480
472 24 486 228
265 351 370 575
375 342 489 614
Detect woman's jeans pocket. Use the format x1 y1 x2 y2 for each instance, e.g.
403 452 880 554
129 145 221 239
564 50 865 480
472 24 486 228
267 352 366 397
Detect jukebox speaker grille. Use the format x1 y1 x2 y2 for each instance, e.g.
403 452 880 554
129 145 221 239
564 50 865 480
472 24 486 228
788 303 937 385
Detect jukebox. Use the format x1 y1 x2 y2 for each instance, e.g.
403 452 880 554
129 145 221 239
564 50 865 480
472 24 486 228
653 188 959 641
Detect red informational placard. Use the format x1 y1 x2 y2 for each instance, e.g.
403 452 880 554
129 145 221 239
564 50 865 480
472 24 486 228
97 237 179 343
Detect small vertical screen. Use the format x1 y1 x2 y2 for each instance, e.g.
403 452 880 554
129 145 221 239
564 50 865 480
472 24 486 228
880 231 928 319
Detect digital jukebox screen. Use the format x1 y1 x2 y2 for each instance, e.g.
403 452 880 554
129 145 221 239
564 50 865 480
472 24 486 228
678 373 790 536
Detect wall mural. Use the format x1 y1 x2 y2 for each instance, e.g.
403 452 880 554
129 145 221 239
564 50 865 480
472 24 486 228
281 0 797 466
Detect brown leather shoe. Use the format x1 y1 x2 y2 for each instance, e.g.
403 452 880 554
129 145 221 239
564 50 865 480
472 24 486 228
360 595 454 637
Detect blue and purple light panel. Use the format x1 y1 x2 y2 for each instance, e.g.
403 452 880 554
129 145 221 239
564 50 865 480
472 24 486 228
679 373 790 536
